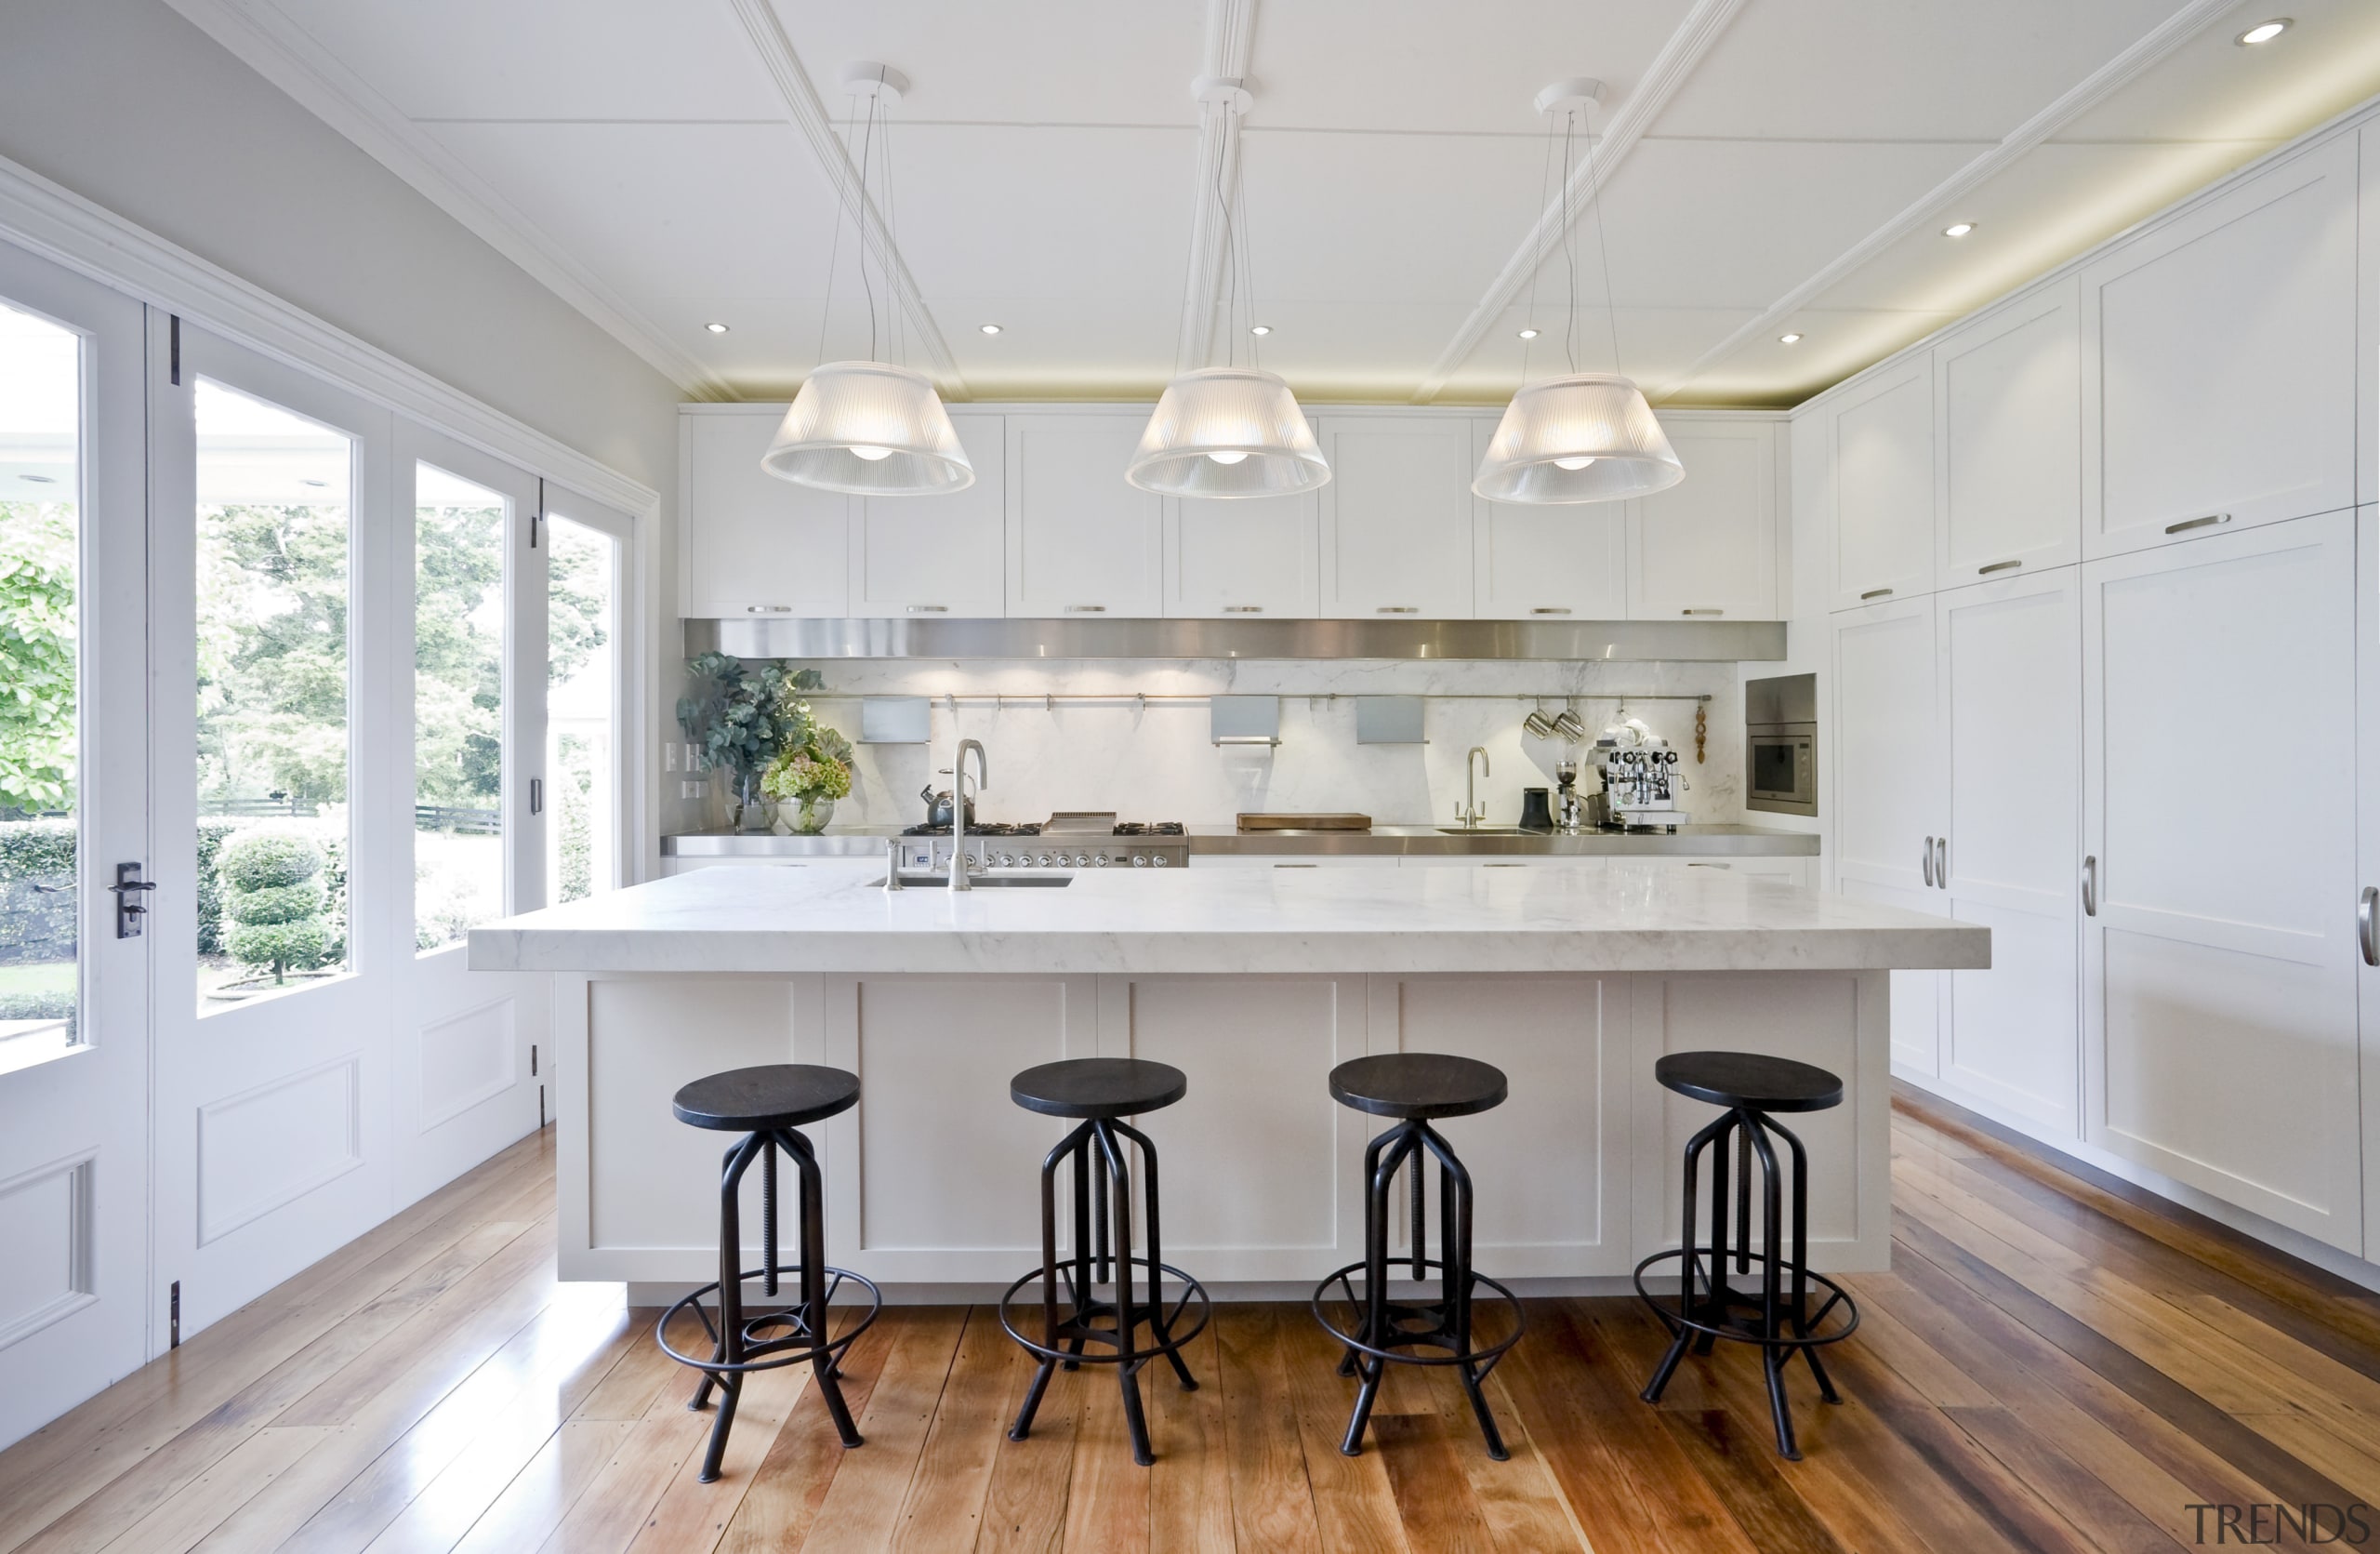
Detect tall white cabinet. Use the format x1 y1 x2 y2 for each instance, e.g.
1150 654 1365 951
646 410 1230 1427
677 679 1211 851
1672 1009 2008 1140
2082 512 2363 1251
1316 414 1476 618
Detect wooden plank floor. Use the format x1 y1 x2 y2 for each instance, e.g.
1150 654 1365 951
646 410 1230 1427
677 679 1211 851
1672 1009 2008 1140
10 1087 2380 1551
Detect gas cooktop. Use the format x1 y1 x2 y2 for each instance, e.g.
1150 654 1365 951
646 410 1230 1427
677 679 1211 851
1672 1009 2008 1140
901 819 1185 837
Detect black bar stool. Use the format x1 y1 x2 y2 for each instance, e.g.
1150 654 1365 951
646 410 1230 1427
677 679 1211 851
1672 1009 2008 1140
659 1063 881 1482
1633 1051 1860 1460
1312 1053 1526 1460
998 1057 1210 1467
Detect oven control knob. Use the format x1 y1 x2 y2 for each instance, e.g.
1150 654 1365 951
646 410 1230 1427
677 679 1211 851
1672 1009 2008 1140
1035 854 1051 868
1093 854 1111 867
1130 854 1147 867
1151 854 1170 867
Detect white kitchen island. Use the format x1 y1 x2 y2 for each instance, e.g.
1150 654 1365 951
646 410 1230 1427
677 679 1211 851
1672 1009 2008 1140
469 861 1986 1297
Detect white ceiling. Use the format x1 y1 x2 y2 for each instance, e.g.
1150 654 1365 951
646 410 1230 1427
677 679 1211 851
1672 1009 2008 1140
169 0 2380 406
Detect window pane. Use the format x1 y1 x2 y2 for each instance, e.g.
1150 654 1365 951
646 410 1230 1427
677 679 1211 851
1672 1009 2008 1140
415 464 506 951
0 301 81 1069
546 516 615 906
195 379 353 1013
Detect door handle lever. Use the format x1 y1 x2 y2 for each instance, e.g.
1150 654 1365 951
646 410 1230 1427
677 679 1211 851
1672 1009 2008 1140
2360 885 2377 967
2082 856 2097 918
1922 836 1935 888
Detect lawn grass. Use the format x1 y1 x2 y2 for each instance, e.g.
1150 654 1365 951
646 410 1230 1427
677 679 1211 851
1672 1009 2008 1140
0 961 75 996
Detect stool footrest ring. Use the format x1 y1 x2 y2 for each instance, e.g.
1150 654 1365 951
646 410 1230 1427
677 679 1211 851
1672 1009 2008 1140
996 1256 1211 1367
1310 1259 1527 1372
657 1263 882 1376
1631 1249 1859 1349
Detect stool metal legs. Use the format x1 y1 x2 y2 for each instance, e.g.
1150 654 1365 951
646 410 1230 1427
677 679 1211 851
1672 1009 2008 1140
1636 1105 1857 1460
1001 1118 1210 1468
1316 1118 1524 1461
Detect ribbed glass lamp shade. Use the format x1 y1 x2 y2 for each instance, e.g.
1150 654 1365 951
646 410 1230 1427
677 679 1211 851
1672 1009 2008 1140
760 361 973 495
1473 373 1683 504
1126 367 1330 498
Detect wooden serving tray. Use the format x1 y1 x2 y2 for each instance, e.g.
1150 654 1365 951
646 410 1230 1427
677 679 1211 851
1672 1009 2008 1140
1236 812 1373 832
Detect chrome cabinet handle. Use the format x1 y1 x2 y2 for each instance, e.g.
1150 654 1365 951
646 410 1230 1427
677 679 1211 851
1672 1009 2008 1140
1934 836 1948 888
1064 604 1106 613
1681 607 1724 617
1529 606 1572 615
2082 855 2097 917
1922 836 1935 888
745 604 793 613
2360 885 2378 967
1977 560 2022 576
1858 588 1893 601
907 604 948 614
1222 604 1263 613
1376 605 1420 615
2163 512 2230 536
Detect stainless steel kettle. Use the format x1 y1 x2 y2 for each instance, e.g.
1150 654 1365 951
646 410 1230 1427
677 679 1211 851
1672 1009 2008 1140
919 782 975 830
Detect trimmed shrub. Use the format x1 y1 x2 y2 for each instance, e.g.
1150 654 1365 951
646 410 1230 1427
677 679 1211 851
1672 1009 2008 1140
0 817 76 967
219 830 333 984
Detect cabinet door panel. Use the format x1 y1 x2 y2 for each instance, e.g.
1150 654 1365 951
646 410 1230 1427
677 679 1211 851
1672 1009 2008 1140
1829 359 1934 611
1934 281 2081 586
1626 420 1777 619
2082 512 2361 1248
1473 418 1624 619
1937 570 2080 1136
1164 477 1320 618
681 410 849 618
1004 414 1162 617
1316 416 1474 618
1831 597 1944 1076
849 413 1006 618
2081 137 2358 558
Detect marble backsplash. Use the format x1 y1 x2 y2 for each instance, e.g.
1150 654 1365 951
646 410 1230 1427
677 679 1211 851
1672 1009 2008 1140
683 657 1747 832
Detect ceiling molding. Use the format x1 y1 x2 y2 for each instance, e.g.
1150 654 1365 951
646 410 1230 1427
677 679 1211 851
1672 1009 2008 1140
1657 0 2241 398
1174 0 1261 375
157 0 734 402
721 0 968 399
1409 0 1750 404
0 148 659 517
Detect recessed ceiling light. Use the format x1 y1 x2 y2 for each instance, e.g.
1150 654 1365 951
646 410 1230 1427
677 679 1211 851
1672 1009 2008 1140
1249 324 1272 336
978 323 1002 335
1778 332 1804 345
2236 18 2289 44
1517 327 1540 339
1942 221 1977 238
704 322 729 334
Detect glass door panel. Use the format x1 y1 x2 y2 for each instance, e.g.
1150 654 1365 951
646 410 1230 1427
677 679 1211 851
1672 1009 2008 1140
545 513 618 902
413 463 507 950
192 379 354 1011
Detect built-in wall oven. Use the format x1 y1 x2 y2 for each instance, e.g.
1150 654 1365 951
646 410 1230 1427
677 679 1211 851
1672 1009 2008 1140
1744 672 1818 817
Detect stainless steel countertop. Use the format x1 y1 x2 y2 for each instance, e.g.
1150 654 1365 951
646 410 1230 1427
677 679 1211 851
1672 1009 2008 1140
663 823 1818 859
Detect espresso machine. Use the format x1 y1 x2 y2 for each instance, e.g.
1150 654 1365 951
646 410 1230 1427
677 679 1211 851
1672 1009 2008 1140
1592 718 1690 831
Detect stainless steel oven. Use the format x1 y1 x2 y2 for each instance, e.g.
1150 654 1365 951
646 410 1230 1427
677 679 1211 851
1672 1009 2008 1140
1744 672 1818 817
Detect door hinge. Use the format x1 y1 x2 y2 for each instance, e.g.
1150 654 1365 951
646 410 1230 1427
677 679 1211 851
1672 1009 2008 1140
528 777 542 816
169 1281 181 1348
530 1043 538 1077
528 511 539 550
168 315 180 385
538 1084 548 1130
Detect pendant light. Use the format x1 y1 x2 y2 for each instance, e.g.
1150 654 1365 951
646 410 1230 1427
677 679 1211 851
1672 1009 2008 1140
763 63 972 496
1474 80 1680 505
1128 78 1329 498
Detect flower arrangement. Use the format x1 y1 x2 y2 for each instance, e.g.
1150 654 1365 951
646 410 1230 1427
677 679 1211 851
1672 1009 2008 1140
760 707 853 834
676 654 851 830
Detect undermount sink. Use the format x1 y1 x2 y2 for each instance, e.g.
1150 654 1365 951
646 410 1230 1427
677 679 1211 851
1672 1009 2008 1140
1434 827 1538 835
875 873 1074 889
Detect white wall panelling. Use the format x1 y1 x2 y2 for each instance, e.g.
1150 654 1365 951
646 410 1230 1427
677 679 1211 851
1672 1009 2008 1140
1935 568 2082 1136
681 406 848 618
2078 135 2359 561
0 1154 95 1353
1316 414 1478 619
849 411 1008 618
2358 504 2380 1257
1932 277 2082 585
1626 418 1778 620
1830 596 1944 1076
193 1056 365 1247
1826 357 1935 612
2082 512 2363 1253
1472 418 1626 621
1004 413 1163 618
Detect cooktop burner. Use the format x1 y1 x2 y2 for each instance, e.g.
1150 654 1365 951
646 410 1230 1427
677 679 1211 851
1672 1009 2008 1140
1113 821 1186 836
903 819 1182 837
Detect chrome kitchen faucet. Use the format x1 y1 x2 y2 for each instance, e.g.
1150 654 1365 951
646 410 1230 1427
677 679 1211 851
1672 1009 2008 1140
949 738 988 891
1458 746 1491 829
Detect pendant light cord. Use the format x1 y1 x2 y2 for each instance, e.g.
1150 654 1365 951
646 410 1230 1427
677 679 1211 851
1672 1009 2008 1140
1582 106 1623 377
814 101 851 366
855 96 880 363
1519 113 1556 384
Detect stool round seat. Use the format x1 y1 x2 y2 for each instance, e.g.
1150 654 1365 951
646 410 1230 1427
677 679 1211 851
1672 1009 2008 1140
1010 1058 1186 1120
1328 1054 1507 1120
1654 1052 1841 1114
672 1064 861 1132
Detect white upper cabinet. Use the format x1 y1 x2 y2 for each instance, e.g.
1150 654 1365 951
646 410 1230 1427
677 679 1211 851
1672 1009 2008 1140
1625 418 1778 620
1163 485 1320 618
680 409 848 618
1933 279 2081 586
1471 418 1624 620
2080 136 2358 559
848 411 1007 618
1827 357 1935 612
1316 415 1475 618
1003 414 1162 618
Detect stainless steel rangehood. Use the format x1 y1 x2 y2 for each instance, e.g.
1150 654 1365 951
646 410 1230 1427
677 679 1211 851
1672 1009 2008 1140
685 616 1783 662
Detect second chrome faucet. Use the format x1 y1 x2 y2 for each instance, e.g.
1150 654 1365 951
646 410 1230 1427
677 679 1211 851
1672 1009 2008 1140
949 738 988 891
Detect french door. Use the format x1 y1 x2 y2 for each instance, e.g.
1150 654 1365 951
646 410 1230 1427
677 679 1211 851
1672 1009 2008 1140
0 242 152 1445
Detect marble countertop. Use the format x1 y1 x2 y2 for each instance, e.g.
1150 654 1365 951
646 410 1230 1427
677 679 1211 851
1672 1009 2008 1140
469 860 1986 976
663 823 1818 858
